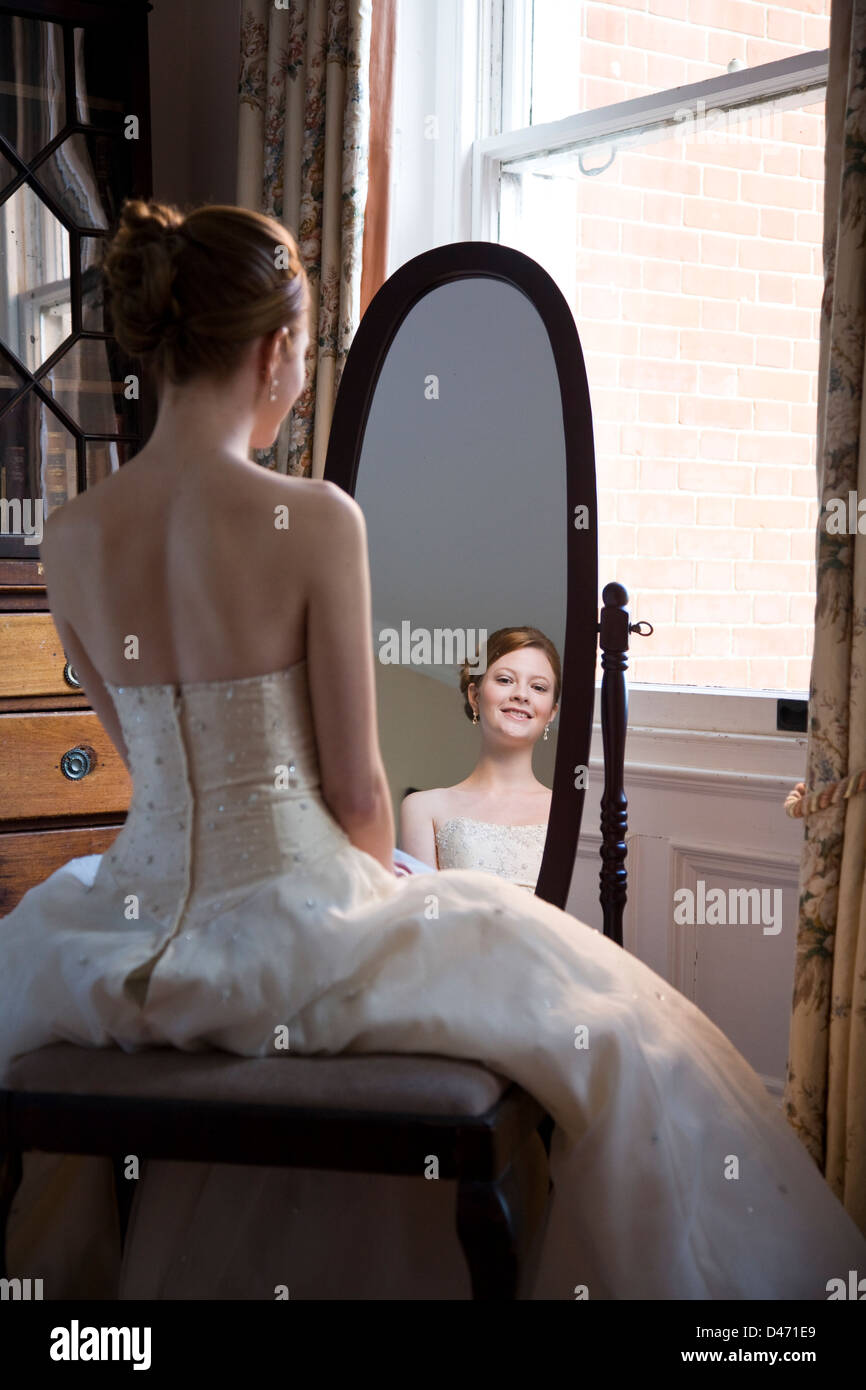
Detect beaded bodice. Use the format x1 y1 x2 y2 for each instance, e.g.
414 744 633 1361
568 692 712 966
433 816 547 892
96 659 349 938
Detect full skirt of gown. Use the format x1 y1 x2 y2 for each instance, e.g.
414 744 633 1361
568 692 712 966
2 666 864 1300
4 845 865 1301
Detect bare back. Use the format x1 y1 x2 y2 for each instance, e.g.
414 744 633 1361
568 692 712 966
40 447 394 868
44 450 333 684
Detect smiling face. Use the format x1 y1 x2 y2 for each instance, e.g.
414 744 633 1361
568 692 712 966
469 646 559 745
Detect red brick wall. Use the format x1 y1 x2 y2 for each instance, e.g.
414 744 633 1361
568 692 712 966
564 0 829 689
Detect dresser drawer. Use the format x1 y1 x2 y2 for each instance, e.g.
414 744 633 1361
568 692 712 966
0 822 124 914
0 613 82 698
0 711 131 822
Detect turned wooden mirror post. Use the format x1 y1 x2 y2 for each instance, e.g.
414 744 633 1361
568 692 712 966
598 584 654 946
598 583 630 947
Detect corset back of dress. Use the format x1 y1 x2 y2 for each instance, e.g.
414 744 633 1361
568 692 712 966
433 817 547 891
100 660 348 933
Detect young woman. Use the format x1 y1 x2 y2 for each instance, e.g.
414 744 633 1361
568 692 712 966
2 200 864 1300
400 627 559 891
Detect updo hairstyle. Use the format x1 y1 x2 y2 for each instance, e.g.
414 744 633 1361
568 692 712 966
102 198 309 385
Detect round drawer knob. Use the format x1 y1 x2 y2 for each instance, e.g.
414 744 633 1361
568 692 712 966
61 746 93 781
63 660 81 689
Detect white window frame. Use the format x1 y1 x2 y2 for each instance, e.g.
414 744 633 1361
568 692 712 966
389 1 824 741
470 0 827 734
474 3 828 237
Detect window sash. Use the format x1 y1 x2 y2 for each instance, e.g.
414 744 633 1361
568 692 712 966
475 6 828 237
475 3 825 716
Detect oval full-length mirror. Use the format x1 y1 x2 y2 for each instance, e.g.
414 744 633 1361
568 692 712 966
325 243 598 908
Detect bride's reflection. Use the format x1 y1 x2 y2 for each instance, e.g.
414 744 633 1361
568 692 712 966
398 626 559 892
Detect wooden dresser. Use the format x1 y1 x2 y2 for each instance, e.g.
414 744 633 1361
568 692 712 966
0 0 152 913
0 611 131 912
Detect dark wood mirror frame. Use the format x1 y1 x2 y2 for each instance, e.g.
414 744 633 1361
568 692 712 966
324 240 635 941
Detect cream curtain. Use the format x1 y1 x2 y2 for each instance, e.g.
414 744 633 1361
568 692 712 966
784 0 866 1235
237 0 372 476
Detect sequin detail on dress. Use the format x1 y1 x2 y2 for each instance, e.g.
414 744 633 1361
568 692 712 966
90 660 349 1003
433 817 547 891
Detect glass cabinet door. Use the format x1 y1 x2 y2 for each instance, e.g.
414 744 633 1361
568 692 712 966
0 3 151 569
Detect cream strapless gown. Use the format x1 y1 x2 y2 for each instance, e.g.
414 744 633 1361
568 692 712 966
434 817 547 891
2 660 864 1300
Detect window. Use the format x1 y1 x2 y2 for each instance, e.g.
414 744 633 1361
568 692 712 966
476 0 829 695
0 13 146 560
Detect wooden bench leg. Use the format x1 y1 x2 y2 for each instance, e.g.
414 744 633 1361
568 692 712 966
456 1131 553 1300
0 1148 23 1280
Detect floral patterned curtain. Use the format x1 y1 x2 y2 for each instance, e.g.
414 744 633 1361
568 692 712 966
237 0 372 476
784 0 866 1236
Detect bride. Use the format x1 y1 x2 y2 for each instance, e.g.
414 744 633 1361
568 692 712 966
399 627 559 891
2 199 865 1301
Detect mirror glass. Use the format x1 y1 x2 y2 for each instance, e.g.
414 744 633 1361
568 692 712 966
354 276 568 891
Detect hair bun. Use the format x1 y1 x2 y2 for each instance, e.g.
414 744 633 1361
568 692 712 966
116 198 185 242
102 197 309 385
103 199 190 355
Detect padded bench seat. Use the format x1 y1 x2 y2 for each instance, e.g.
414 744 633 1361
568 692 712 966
3 1043 511 1115
0 1043 553 1298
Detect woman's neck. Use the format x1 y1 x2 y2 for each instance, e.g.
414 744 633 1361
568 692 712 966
462 744 541 796
144 376 256 463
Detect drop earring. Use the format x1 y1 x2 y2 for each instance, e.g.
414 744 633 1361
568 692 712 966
269 377 279 402
543 723 551 741
472 709 479 725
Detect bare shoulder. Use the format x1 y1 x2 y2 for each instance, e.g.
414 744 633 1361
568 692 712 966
40 501 98 620
259 473 363 519
40 492 94 572
41 456 149 568
41 483 104 545
305 478 365 529
400 787 449 822
40 504 68 556
257 474 366 546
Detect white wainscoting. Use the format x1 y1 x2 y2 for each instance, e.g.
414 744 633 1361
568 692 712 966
566 713 807 1098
